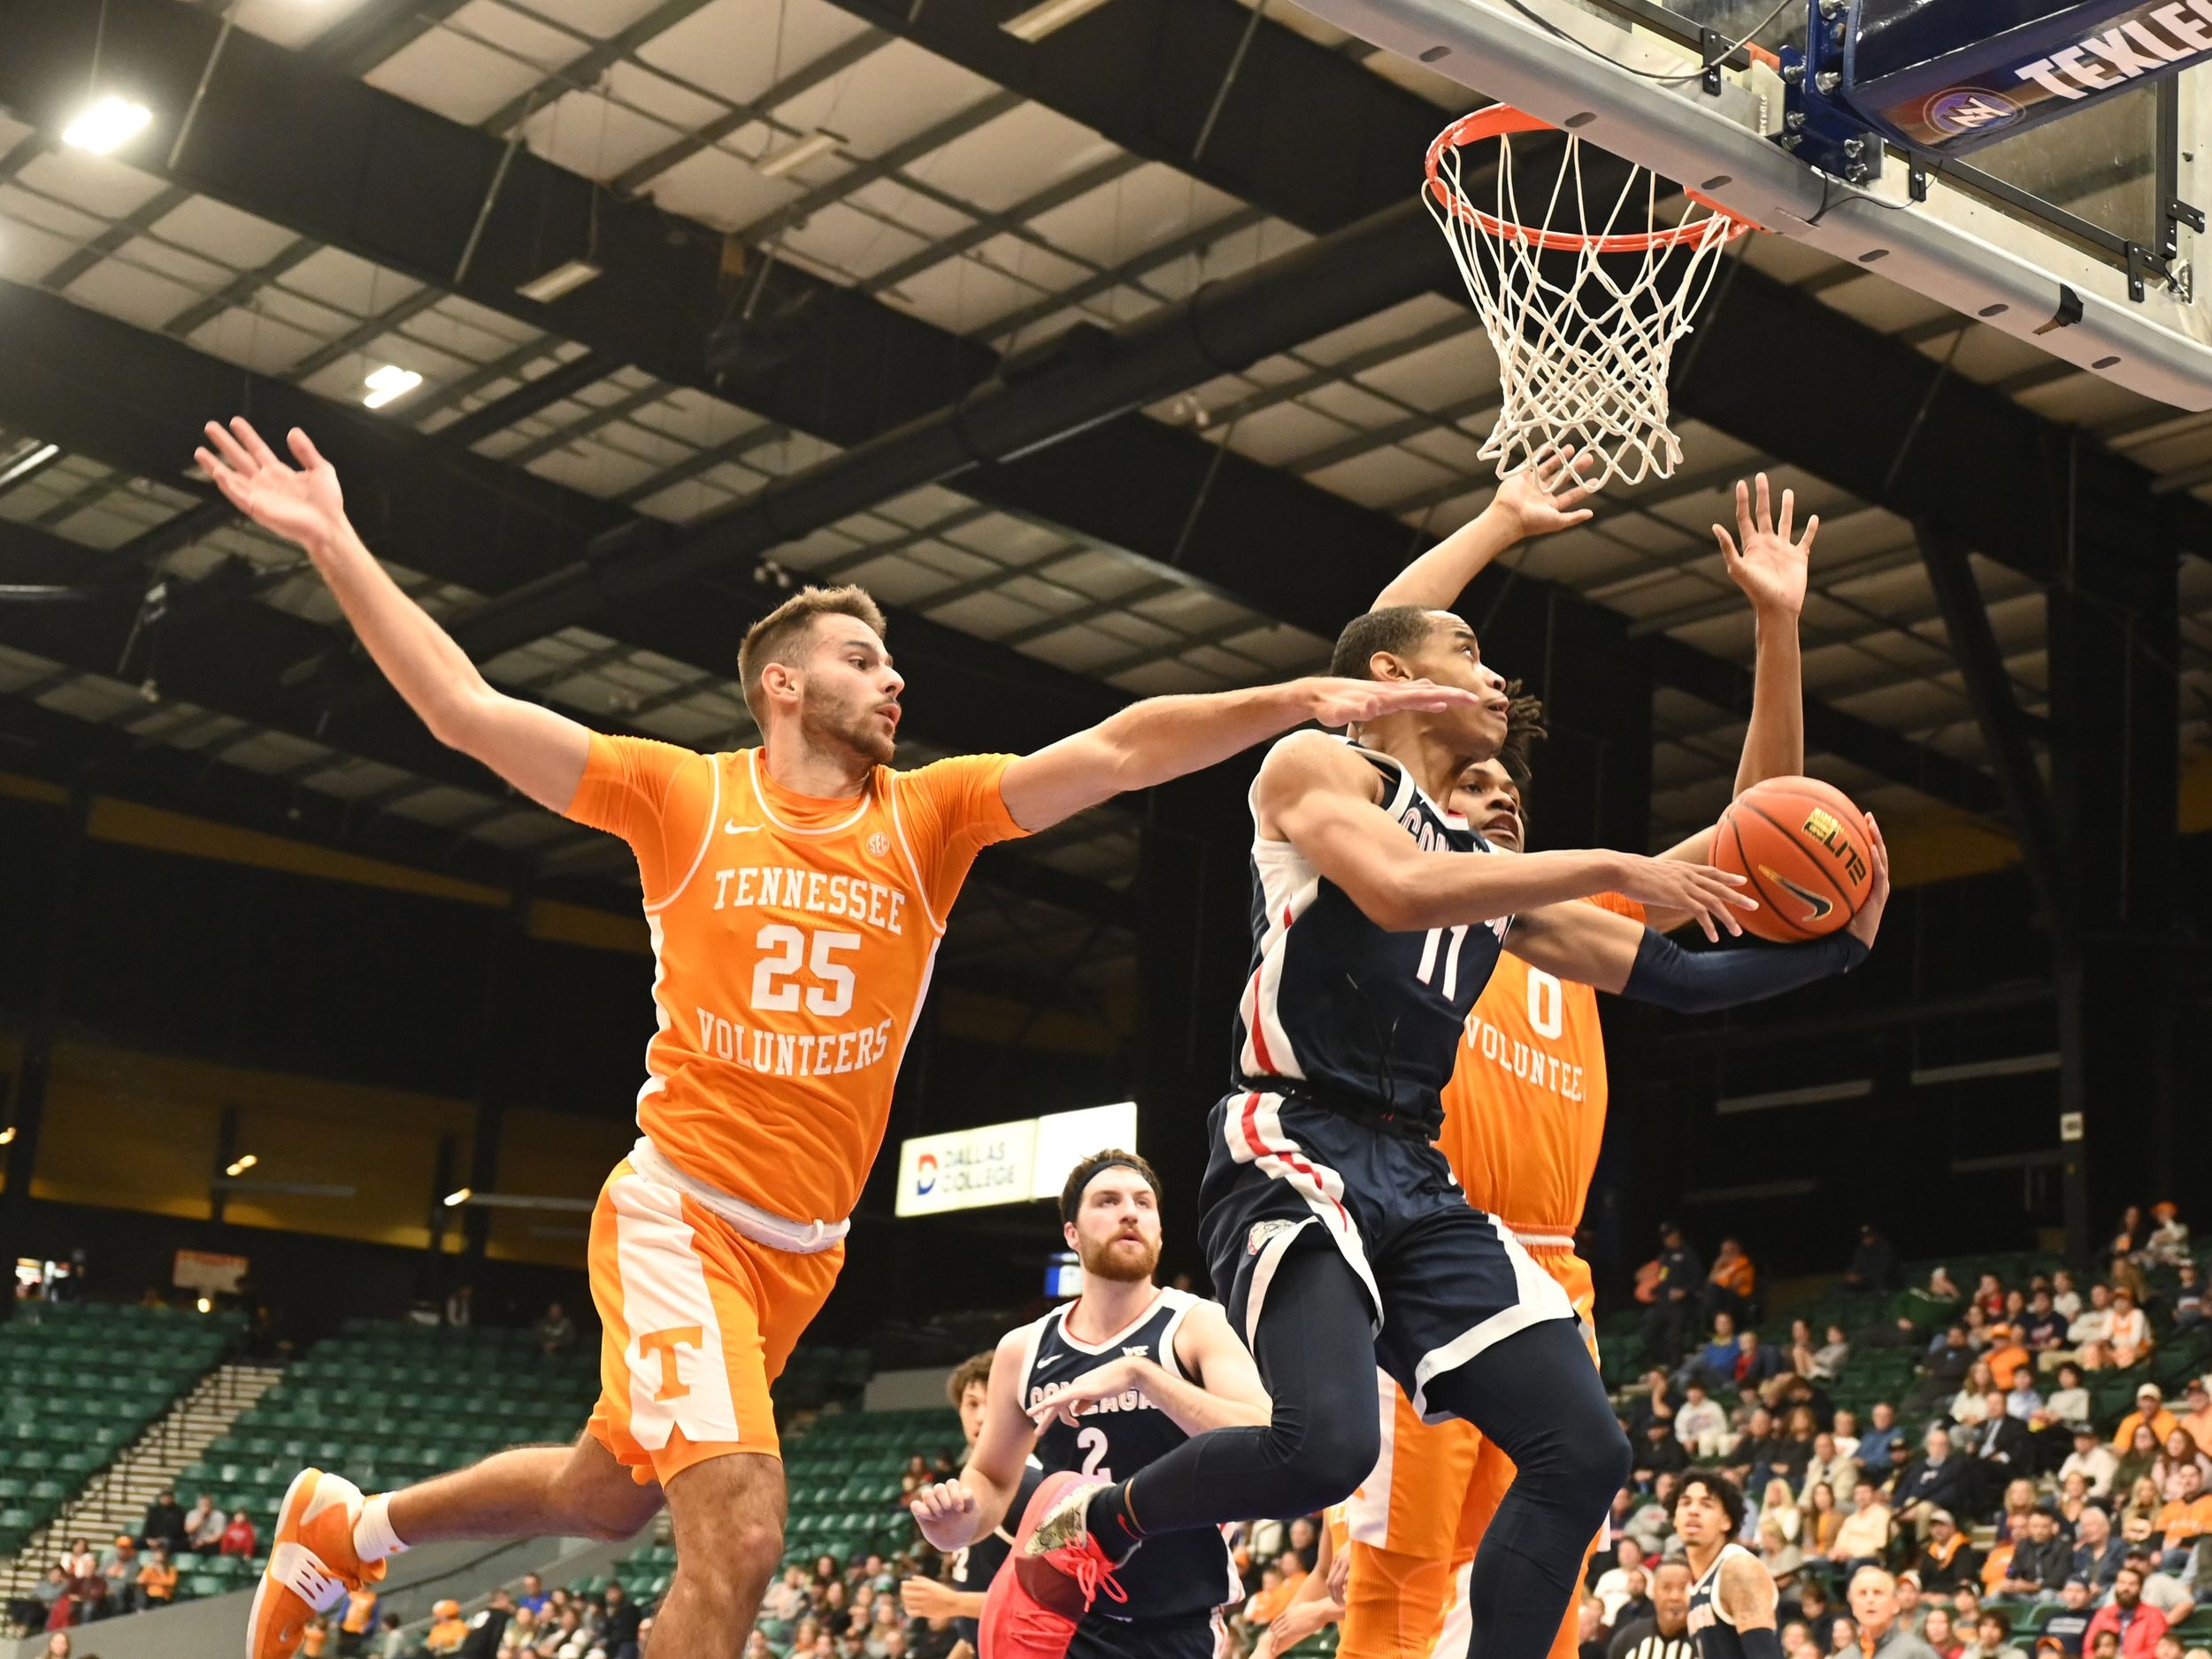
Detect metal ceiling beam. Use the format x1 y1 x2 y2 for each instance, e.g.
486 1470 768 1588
815 0 2212 577
0 278 1122 764
0 0 1989 813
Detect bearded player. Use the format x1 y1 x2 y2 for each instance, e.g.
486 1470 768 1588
193 416 1480 1659
911 1152 1260 1658
1340 457 1816 1659
987 457 1881 1659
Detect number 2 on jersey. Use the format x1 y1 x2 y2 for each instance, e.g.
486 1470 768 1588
749 925 860 1017
1077 1425 1111 1480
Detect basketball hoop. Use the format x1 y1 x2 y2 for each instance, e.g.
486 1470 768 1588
1425 106 1756 492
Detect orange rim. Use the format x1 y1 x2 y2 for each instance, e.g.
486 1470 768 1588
1425 105 1759 252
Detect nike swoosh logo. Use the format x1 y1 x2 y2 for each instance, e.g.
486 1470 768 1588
724 821 761 835
1759 864 1834 921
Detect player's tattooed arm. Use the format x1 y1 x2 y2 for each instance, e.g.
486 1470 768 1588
1716 1554 1779 1631
195 418 591 812
1371 448 1595 613
1030 1303 1271 1438
1258 734 1753 935
911 1332 1040 1552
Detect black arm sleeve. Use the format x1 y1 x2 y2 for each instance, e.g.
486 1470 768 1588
1739 1625 1786 1659
1620 927 1868 1014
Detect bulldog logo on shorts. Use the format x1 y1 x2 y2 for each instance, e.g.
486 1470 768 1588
1248 1218 1301 1256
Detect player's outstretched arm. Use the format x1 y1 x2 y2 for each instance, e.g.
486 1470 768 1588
1645 472 1814 926
1370 448 1595 613
1716 1553 1784 1659
997 677 1481 833
1506 813 1888 1005
195 419 591 813
911 1333 1039 1554
1258 733 1755 936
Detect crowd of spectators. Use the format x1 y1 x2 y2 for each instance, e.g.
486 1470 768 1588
1579 1209 2212 1659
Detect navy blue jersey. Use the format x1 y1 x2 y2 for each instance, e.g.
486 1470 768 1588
1017 1289 1242 1620
1686 1543 1761 1659
1232 740 1509 1134
949 1459 1041 1647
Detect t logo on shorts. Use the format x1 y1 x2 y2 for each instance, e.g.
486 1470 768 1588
636 1325 705 1402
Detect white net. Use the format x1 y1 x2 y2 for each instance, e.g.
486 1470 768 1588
1426 112 1751 492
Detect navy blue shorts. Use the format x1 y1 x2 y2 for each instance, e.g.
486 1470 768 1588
1199 1090 1575 1420
1072 1610 1219 1658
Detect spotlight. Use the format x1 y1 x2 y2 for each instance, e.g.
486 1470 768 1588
62 96 152 156
224 1154 257 1177
363 365 423 410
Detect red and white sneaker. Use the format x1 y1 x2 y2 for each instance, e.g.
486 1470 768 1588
979 1472 1127 1658
245 1469 386 1659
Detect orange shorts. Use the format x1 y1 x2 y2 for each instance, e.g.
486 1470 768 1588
1340 1245 1599 1659
583 1153 843 1487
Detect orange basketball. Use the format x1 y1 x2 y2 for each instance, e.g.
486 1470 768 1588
1711 776 1875 942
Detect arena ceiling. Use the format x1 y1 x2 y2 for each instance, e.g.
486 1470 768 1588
0 0 2208 1003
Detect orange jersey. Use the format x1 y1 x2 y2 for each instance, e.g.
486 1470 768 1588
1432 894 1644 1236
565 735 1027 1225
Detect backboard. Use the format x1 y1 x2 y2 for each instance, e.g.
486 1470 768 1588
1290 0 2212 409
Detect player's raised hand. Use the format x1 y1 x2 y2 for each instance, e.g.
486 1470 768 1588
1612 856 1757 943
1027 1358 1138 1431
910 1479 979 1551
1845 812 1889 949
195 419 348 553
1494 446 1597 539
1715 472 1814 618
1302 677 1480 729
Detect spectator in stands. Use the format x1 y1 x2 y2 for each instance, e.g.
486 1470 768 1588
2007 1368 2046 1422
1806 1434 1860 1505
2158 1432 2212 1504
2109 1292 2154 1370
58 1541 92 1583
1639 1416 1691 1483
2078 1505 2128 1591
376 1612 406 1659
1952 1363 2001 1427
600 1582 642 1659
1970 1388 2035 1505
136 1544 176 1614
1917 1512 1985 1593
219 1510 257 1556
1861 1404 1905 1471
426 1598 470 1656
1924 1607 1963 1659
2130 1547 2199 1626
39 1636 68 1659
443 1285 472 1328
1647 1223 1705 1368
2001 1508 2073 1601
1966 1609 2025 1659
1678 1381 1729 1458
1738 1329 1781 1389
1851 1567 1939 1659
2173 1266 2205 1339
1760 1479 1806 1580
1899 1428 1976 1530
1240 1562 1302 1633
1707 1240 1756 1325
2158 1466 2212 1569
25 1566 67 1632
1847 1225 1899 1294
182 1494 225 1552
763 1567 810 1624
517 1576 549 1620
2086 1568 2170 1659
98 1537 136 1614
2024 1292 2068 1357
2071 1286 2120 1370
2050 1367 2095 1428
2178 1384 2212 1458
138 1489 184 1554
338 1586 378 1656
2070 1427 2125 1499
1812 1325 1853 1382
2042 1582 2097 1656
1795 1578 1840 1651
1833 1480 1895 1574
1806 1480 1845 1557
536 1302 574 1357
2122 1429 2169 1495
2147 1205 2191 1268
1595 1541 1651 1619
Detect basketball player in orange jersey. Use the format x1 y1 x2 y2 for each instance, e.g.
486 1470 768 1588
1338 453 1818 1659
191 415 1482 1659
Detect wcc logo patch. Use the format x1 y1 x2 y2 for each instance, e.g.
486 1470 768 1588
1924 88 2024 137
1248 1218 1302 1256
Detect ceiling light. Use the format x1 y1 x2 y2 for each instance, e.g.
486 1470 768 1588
0 1127 15 1147
757 129 843 179
443 1187 472 1209
62 95 152 156
195 1296 212 1314
517 259 603 304
0 442 58 491
362 365 422 410
224 1154 258 1177
1001 0 1117 42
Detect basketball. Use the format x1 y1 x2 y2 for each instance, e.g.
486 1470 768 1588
1711 777 1876 941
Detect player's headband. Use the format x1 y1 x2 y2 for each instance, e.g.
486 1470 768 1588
1060 1155 1153 1226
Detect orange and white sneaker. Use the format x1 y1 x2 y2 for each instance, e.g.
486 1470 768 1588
246 1469 385 1659
979 1472 1127 1658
